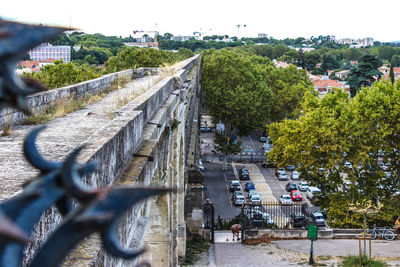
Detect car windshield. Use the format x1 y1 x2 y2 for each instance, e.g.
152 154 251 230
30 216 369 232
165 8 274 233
237 196 244 200
252 196 261 200
283 196 291 200
293 171 299 175
314 215 323 219
301 182 308 186
293 192 301 196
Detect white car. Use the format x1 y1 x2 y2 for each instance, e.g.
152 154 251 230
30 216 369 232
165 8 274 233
306 186 321 199
249 194 262 204
298 181 309 191
234 195 246 206
248 191 260 201
344 161 352 169
291 171 300 180
278 171 288 180
279 195 293 204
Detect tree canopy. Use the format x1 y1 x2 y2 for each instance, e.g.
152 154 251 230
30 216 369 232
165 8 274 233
268 81 400 227
347 54 382 96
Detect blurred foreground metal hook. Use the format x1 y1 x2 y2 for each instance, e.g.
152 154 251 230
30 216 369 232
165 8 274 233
0 19 69 112
30 187 173 267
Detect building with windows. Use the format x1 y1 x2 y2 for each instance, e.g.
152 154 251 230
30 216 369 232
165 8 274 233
28 43 71 62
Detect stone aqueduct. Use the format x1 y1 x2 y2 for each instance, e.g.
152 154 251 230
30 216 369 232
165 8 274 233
0 55 203 266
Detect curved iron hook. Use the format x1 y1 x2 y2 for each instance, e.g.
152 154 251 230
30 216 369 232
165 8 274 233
101 220 145 259
23 126 61 173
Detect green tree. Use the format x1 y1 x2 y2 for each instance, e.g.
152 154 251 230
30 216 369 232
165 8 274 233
268 81 400 227
303 51 321 71
321 55 339 72
24 60 102 89
347 54 382 96
202 49 274 136
391 55 400 67
389 64 395 84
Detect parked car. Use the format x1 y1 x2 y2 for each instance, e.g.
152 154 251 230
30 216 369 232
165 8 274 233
291 171 300 180
229 180 241 192
239 168 250 180
311 212 326 226
232 191 244 201
290 213 308 228
233 195 246 206
290 190 303 201
286 165 296 171
279 195 293 205
275 168 285 177
262 161 275 168
278 172 288 181
247 190 260 200
259 136 267 142
285 182 297 192
298 181 309 191
249 194 262 204
379 162 389 171
243 209 274 225
198 159 205 172
316 209 328 219
200 126 212 132
344 161 353 169
306 186 321 200
245 182 255 192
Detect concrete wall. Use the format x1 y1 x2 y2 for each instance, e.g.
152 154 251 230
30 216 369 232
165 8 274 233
244 228 334 242
0 68 158 128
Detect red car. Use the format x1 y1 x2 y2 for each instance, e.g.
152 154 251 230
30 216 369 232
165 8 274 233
290 190 303 201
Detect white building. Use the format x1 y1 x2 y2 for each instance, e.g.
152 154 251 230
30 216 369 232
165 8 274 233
172 36 200 41
28 43 71 62
258 33 268 38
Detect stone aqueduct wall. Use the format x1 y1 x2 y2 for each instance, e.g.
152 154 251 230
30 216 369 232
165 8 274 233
0 67 158 128
7 55 202 266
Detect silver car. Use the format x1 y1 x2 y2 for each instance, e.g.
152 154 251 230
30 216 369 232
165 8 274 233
291 171 300 180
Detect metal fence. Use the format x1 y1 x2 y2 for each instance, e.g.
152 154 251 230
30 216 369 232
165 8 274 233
241 202 307 230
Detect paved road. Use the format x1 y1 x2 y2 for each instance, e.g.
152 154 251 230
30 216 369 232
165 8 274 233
203 162 241 219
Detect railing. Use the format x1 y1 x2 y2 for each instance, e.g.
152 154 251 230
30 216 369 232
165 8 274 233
241 202 307 230
0 19 171 266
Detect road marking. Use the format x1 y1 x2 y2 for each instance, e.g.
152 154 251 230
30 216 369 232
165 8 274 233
232 163 239 180
262 196 277 203
255 183 271 193
224 172 227 182
248 135 256 152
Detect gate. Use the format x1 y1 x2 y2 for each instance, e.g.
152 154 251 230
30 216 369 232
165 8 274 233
203 200 215 243
240 202 307 242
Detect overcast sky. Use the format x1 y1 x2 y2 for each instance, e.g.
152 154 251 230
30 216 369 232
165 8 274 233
2 0 399 42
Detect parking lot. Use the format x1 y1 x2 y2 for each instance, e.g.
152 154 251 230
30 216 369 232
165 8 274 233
201 126 326 228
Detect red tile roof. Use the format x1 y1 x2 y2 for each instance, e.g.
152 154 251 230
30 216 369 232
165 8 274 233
18 60 39 69
313 79 344 88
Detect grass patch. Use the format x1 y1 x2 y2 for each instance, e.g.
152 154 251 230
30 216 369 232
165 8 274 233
182 235 210 266
1 123 11 136
342 255 387 267
22 76 130 125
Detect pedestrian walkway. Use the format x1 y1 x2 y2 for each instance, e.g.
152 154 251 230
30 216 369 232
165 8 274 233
214 231 241 243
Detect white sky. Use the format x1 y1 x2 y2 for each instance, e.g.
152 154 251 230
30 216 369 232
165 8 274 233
1 0 399 42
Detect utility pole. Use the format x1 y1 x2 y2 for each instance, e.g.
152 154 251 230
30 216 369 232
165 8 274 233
236 24 247 40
